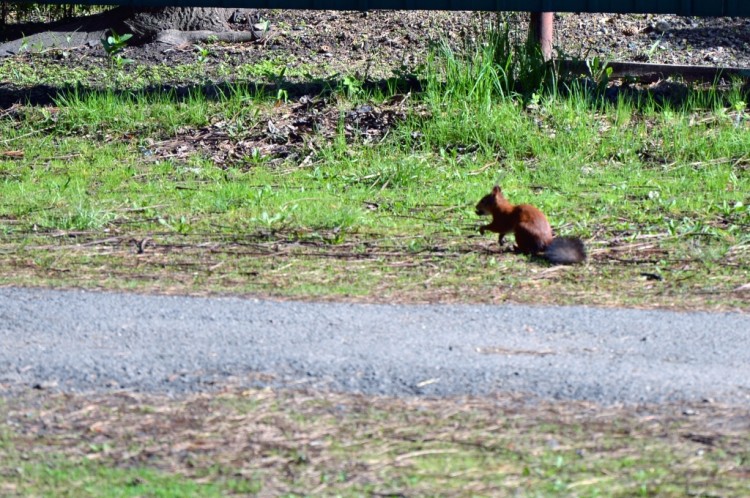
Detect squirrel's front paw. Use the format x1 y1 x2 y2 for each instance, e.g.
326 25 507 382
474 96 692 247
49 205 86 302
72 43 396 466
479 227 486 235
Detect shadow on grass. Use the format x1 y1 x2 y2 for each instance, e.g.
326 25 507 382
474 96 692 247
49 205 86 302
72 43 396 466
0 73 425 109
4 70 749 116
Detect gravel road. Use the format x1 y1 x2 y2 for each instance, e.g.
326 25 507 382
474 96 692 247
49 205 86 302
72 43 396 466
1 287 749 405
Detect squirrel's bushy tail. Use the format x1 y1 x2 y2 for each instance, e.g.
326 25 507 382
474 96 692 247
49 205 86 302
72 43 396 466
543 237 586 265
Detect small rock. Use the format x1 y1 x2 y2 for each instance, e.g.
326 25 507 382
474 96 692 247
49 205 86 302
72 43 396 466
32 381 58 390
654 20 671 33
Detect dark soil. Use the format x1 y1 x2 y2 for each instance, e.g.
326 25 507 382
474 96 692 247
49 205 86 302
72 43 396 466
3 10 750 74
218 11 750 69
147 94 419 166
554 13 750 67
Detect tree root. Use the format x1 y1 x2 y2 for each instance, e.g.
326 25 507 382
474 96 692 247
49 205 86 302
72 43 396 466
155 29 264 46
0 7 264 57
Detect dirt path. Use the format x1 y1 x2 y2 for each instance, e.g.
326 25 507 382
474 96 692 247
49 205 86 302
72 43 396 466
1 286 749 404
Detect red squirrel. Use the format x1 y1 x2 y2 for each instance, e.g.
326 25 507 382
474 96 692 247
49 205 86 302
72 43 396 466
475 185 586 265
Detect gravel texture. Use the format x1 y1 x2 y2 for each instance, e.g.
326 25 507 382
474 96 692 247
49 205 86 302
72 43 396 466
2 287 749 405
552 13 750 67
121 11 750 70
3 11 750 71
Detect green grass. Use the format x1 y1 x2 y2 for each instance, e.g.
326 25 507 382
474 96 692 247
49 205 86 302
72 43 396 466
0 459 251 497
1 25 750 309
2 389 748 497
0 52 314 90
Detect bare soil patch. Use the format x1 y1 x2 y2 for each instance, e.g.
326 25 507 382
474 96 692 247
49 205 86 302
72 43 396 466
6 226 746 309
149 92 418 166
3 11 750 77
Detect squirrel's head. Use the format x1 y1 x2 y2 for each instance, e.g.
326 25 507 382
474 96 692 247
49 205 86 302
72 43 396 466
475 185 505 215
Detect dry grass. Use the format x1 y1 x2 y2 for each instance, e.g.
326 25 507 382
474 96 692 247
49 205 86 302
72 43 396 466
2 386 749 496
2 227 749 311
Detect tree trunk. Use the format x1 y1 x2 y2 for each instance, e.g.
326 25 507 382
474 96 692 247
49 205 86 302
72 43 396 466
125 7 242 39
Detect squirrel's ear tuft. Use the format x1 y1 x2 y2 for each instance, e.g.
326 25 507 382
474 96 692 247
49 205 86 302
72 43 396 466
492 185 502 194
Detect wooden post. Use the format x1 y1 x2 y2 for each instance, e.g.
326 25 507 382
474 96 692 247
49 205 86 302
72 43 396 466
529 12 554 61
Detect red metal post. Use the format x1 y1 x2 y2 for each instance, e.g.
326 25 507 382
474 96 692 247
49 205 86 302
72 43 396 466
529 12 554 61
